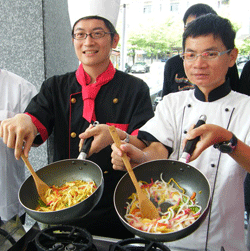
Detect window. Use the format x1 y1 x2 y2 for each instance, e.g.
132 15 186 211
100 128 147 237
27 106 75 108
143 2 152 14
170 2 179 12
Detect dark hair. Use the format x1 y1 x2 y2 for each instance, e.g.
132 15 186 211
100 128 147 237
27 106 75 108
182 14 236 51
71 15 118 42
183 3 217 25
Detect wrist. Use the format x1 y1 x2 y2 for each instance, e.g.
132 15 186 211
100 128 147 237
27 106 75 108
122 131 130 143
213 132 238 154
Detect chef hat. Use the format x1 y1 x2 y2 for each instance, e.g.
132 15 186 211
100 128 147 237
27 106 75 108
68 0 121 28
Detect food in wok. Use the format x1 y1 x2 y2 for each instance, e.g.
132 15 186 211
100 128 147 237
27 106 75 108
124 174 202 233
36 180 97 211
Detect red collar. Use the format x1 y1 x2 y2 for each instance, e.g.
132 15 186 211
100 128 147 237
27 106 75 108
76 61 116 123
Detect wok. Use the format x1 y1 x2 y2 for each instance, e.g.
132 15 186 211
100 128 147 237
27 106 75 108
18 136 104 225
114 159 211 242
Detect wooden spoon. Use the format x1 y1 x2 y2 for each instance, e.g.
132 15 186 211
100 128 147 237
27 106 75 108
21 153 49 204
108 126 159 220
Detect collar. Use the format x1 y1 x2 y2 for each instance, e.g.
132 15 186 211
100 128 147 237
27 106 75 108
194 78 231 102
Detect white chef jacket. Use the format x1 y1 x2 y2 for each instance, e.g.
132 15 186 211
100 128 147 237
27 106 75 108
139 83 250 251
0 69 37 221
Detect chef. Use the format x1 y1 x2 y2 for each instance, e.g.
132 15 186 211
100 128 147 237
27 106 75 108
111 14 250 250
0 0 154 238
0 69 37 223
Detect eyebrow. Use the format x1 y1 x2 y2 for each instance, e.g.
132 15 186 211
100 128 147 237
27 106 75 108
185 47 219 52
75 27 105 32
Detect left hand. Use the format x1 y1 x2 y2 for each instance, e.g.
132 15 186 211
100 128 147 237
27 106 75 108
183 124 233 162
79 124 113 157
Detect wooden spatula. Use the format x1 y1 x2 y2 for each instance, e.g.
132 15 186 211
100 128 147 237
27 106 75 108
108 126 159 220
21 153 49 204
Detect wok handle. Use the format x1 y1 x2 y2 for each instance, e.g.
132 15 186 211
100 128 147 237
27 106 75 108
78 136 94 160
180 115 207 162
81 136 94 155
77 121 99 160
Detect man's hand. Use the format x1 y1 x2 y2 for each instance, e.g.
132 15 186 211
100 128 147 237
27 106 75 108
111 143 148 170
0 114 38 160
183 124 233 162
79 124 113 157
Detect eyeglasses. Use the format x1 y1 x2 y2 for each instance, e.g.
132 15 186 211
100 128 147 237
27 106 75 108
180 49 232 61
73 30 113 40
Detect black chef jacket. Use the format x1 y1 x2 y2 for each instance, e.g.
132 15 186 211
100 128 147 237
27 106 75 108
25 69 154 238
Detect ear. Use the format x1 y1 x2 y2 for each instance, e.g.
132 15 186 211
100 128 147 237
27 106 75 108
112 34 120 49
228 48 238 67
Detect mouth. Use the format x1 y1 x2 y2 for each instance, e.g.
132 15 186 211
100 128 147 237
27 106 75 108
194 73 209 78
83 50 98 55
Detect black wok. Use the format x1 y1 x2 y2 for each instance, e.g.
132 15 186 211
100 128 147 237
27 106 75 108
18 136 104 225
114 159 211 242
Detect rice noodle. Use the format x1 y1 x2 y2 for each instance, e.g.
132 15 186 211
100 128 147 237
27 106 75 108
124 174 202 233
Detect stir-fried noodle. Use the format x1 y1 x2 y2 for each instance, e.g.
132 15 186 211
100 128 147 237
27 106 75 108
124 174 202 233
36 180 97 211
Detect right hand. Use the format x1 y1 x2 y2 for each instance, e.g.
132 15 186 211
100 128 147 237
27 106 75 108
111 142 146 171
0 114 38 160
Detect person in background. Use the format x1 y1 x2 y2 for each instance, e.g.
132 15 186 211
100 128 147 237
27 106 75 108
0 0 153 239
239 60 250 95
0 69 37 224
111 14 249 250
162 3 239 97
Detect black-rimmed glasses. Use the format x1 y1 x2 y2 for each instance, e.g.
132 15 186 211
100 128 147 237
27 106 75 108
73 30 113 40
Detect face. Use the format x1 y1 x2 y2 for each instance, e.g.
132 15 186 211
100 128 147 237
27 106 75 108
183 34 237 95
73 19 119 72
184 15 196 29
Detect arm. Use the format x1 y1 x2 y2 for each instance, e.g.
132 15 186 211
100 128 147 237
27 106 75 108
111 141 169 170
185 124 250 172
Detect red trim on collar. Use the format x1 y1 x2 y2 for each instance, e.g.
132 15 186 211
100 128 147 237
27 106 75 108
25 112 48 142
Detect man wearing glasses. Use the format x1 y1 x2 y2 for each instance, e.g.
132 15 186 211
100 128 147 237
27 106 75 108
111 14 250 250
0 0 153 239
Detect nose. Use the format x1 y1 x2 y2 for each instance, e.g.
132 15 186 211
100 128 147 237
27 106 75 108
83 34 95 45
193 55 208 67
